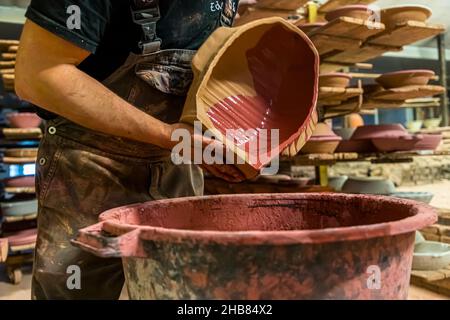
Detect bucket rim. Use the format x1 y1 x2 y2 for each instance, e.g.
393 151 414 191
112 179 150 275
98 193 437 246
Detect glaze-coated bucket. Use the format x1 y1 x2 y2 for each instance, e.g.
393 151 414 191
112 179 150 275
73 194 436 300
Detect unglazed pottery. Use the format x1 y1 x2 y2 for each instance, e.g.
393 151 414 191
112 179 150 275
352 124 408 140
300 123 342 154
319 73 353 88
342 177 396 195
391 192 434 205
376 70 435 89
181 18 319 178
328 175 348 192
413 241 450 271
325 5 374 22
334 128 356 140
0 199 38 217
73 194 437 300
381 5 432 30
371 135 422 153
6 112 42 129
424 118 442 129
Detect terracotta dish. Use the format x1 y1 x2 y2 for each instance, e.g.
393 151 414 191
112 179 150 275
181 18 319 178
381 5 432 30
413 134 442 151
297 23 326 34
391 192 434 205
335 139 376 154
2 175 35 188
300 123 342 154
319 73 353 88
371 135 422 153
6 112 42 129
7 228 38 247
376 70 435 89
413 241 450 271
342 177 397 195
325 5 374 22
352 124 407 140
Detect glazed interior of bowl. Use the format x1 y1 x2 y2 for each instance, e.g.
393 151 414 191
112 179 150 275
102 194 430 233
203 23 318 164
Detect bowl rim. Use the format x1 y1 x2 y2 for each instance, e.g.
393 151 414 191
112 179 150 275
381 5 432 18
96 193 437 245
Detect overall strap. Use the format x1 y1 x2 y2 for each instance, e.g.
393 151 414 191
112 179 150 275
131 0 162 55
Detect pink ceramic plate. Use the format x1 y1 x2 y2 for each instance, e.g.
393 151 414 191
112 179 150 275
352 124 407 140
7 228 37 247
3 175 35 188
335 139 376 154
413 134 443 151
372 135 422 153
6 112 42 129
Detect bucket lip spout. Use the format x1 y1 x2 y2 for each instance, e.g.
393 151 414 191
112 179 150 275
97 193 437 246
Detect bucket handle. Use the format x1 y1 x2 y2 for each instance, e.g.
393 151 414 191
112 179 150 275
71 221 146 258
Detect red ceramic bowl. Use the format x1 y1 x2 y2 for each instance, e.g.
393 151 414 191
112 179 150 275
325 5 374 22
6 112 42 129
335 139 376 154
7 228 37 247
352 124 407 140
376 70 435 89
413 134 443 151
3 176 35 188
372 135 422 153
320 73 353 88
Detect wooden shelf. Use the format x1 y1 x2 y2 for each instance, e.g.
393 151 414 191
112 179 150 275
319 87 363 104
256 0 308 10
324 43 403 64
318 0 377 14
3 213 37 223
4 186 36 194
310 17 384 41
369 85 445 101
369 21 446 47
310 34 361 55
2 128 42 140
0 238 7 263
0 39 19 52
411 266 450 297
2 156 37 164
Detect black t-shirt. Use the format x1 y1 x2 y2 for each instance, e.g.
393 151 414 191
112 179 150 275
26 0 239 81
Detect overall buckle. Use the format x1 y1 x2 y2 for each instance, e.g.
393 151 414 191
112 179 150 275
131 4 161 54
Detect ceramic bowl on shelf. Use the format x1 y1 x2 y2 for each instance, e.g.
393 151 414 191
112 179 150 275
413 134 443 151
424 118 442 129
4 148 39 158
297 22 326 34
319 73 353 88
381 5 432 30
413 241 450 271
390 192 434 204
2 175 35 188
6 112 42 129
0 199 38 217
376 70 435 89
328 176 348 192
351 124 408 140
334 128 356 140
335 139 376 154
325 5 374 22
300 123 342 154
406 120 424 132
342 177 396 195
371 135 423 153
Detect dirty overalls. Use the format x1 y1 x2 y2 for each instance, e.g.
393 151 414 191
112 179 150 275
32 1 237 300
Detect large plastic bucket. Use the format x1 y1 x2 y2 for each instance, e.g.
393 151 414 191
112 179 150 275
73 194 436 300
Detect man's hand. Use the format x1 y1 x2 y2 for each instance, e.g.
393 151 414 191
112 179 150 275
168 123 246 183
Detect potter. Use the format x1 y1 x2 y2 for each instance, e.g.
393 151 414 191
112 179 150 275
177 304 212 318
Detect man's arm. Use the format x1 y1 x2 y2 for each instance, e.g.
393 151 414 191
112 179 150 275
15 20 174 150
16 20 245 182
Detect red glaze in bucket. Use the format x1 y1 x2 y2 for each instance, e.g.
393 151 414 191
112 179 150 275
73 194 436 300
